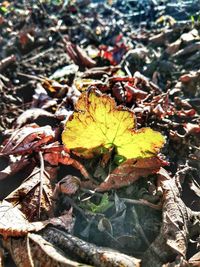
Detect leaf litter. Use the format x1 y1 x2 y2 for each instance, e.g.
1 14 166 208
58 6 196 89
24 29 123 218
0 0 200 266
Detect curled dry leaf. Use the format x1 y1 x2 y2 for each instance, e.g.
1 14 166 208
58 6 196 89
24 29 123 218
43 148 90 179
1 124 55 155
162 180 189 257
142 176 192 267
4 233 92 267
53 175 81 197
0 247 4 267
62 90 165 159
3 236 34 267
97 157 168 191
15 108 57 129
66 41 96 68
188 251 200 267
124 83 148 103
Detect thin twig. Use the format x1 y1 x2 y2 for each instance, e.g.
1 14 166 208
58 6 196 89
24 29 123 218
80 188 162 210
17 72 44 82
38 151 44 218
22 48 54 63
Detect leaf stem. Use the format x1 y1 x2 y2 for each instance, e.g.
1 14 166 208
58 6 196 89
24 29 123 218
38 151 44 219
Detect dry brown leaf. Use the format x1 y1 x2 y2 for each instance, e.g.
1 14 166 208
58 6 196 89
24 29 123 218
161 179 189 257
165 39 181 55
43 149 90 179
15 108 57 129
3 236 34 267
188 251 200 267
1 124 55 156
0 246 4 267
4 233 91 267
0 200 74 238
173 42 200 58
0 157 31 181
53 176 81 197
66 41 96 68
5 167 55 221
142 175 192 266
97 157 167 191
0 200 42 237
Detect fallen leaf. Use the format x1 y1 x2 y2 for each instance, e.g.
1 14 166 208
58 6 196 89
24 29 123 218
0 200 74 237
188 251 200 267
161 179 189 257
189 178 200 197
74 78 100 92
62 90 165 159
5 167 55 221
183 123 200 135
124 83 148 103
1 124 55 156
0 200 43 237
49 64 79 80
54 175 81 196
97 157 167 191
15 108 57 129
66 41 96 68
3 232 84 267
0 157 30 181
43 149 90 178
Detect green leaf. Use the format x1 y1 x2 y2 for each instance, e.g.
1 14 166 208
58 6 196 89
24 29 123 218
82 194 113 214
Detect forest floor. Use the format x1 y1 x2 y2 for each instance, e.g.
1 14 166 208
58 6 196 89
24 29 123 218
0 1 200 267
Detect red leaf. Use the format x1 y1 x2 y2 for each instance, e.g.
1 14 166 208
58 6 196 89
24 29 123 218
96 157 168 192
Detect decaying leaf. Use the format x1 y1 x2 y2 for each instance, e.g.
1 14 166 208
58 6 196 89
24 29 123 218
0 200 44 237
43 149 90 179
0 246 4 267
0 157 31 181
4 232 88 267
5 167 54 221
97 157 167 191
62 91 165 159
1 124 55 156
142 176 192 266
66 41 96 68
74 78 99 92
15 108 57 129
53 175 81 196
0 200 74 238
188 251 200 267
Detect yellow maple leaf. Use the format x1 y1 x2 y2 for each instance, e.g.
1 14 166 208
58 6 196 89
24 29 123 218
62 91 165 159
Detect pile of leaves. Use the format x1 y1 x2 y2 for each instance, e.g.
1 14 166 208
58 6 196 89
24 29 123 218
0 1 200 266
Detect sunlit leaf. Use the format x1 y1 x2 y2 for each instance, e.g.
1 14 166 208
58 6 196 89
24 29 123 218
62 90 165 160
74 78 98 92
97 157 168 191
